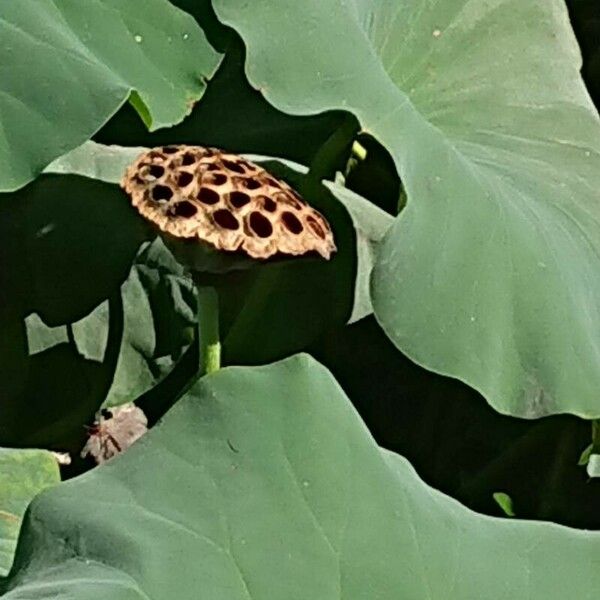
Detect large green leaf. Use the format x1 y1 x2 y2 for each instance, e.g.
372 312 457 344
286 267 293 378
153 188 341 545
95 37 355 174
4 355 600 598
212 0 600 418
94 0 355 172
0 0 221 191
0 449 59 577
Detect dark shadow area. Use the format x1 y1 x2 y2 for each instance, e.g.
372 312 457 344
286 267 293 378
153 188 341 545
0 176 147 451
0 175 146 325
567 0 600 107
220 161 356 365
310 317 600 529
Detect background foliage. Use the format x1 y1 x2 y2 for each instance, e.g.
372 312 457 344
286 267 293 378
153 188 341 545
1 0 600 597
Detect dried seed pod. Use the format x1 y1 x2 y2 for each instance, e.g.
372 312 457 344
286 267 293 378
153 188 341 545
81 404 148 465
121 145 336 260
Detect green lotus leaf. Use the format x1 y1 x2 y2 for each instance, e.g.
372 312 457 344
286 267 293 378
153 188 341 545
0 449 59 577
0 0 221 191
210 0 600 418
4 355 600 598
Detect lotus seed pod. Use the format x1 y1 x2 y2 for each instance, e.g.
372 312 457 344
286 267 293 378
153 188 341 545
120 145 336 261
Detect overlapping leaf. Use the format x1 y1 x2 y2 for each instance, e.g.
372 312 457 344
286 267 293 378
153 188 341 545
0 0 221 191
211 0 600 417
4 356 600 599
0 449 59 577
27 240 196 409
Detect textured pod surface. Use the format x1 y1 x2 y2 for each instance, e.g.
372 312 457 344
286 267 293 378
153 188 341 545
121 145 336 259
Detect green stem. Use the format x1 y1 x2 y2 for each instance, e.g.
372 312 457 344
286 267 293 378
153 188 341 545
223 267 280 357
308 114 359 183
195 285 221 376
350 140 367 162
